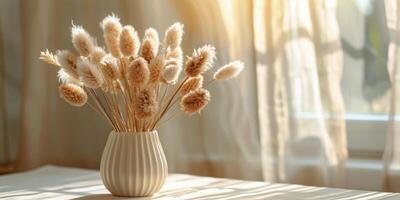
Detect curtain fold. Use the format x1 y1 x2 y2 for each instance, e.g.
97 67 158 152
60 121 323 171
256 0 347 187
0 0 23 169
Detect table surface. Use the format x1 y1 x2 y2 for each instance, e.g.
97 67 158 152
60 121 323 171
0 166 399 200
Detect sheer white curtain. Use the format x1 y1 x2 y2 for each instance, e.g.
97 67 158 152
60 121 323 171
254 0 347 187
384 0 400 192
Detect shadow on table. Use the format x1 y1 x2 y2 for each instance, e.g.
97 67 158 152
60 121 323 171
1 166 399 200
72 182 399 200
73 194 152 200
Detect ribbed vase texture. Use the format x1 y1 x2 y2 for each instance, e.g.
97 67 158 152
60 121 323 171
100 131 168 197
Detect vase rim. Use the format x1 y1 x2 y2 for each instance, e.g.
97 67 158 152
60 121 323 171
111 130 158 135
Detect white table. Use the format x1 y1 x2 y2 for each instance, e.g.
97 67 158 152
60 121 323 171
0 166 399 200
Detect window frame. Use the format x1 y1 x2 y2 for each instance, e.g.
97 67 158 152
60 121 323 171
295 112 389 159
345 114 389 159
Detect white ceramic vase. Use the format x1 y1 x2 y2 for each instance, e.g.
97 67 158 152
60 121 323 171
100 131 168 197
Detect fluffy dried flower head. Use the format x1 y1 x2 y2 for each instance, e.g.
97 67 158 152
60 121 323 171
100 80 122 93
180 88 210 114
165 58 181 67
100 55 120 80
149 55 165 84
120 25 140 56
56 50 79 79
161 64 181 84
144 28 159 42
89 47 106 63
165 47 183 68
134 88 158 119
39 50 60 66
127 57 150 86
57 69 80 85
163 22 184 49
165 47 183 61
214 61 245 81
184 45 216 77
140 40 156 63
59 83 88 107
140 28 159 62
101 15 122 57
180 76 203 95
71 25 95 56
77 58 104 88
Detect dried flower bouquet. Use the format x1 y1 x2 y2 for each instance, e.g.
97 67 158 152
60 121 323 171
39 15 244 133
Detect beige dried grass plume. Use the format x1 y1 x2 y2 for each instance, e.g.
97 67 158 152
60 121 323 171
165 47 183 69
134 88 158 119
127 57 150 86
180 76 203 95
180 88 210 114
161 64 181 84
57 69 80 85
214 61 245 81
101 15 122 57
184 45 216 77
77 58 104 88
56 50 79 79
120 25 140 56
39 49 60 66
59 83 88 107
100 56 120 81
71 25 95 56
90 47 106 63
166 47 183 61
140 28 159 63
149 55 165 84
163 23 184 49
144 28 159 44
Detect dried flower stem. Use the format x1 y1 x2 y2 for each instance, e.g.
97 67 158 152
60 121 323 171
203 79 215 88
118 58 137 131
155 105 181 129
109 86 127 131
151 76 188 129
158 85 169 108
86 88 118 130
92 89 121 131
86 101 113 127
99 89 123 131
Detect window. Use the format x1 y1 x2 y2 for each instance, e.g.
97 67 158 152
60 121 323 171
337 0 391 158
